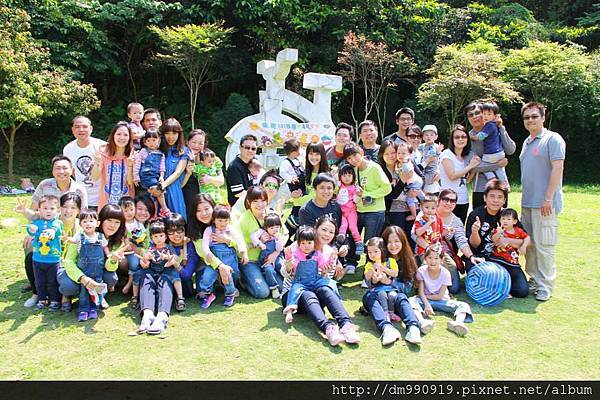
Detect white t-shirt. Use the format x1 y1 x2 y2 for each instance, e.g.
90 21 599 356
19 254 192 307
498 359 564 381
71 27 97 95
439 149 469 205
63 137 106 207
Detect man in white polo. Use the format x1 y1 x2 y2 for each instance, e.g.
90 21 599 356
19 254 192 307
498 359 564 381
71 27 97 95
519 101 566 302
63 116 106 210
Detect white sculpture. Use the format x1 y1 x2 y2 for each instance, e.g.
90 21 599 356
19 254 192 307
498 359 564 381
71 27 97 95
224 48 342 169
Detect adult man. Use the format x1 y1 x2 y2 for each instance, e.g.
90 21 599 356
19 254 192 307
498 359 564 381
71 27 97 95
298 173 342 228
226 134 257 205
465 101 515 208
519 102 565 302
63 116 105 210
142 108 162 131
326 122 353 168
383 107 414 145
358 120 380 162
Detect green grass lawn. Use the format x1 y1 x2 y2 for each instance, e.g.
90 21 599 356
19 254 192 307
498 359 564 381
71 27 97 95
0 189 599 380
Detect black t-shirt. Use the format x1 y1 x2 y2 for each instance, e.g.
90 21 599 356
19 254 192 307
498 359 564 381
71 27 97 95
465 205 525 258
361 144 380 163
226 156 252 205
298 199 342 229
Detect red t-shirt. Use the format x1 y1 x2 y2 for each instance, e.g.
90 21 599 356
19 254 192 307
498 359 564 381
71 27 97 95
492 227 529 265
414 214 444 256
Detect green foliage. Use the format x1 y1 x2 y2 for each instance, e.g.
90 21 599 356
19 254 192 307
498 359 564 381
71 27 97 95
417 40 521 129
467 3 540 48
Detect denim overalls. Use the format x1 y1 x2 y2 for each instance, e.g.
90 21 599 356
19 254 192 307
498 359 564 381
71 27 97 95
206 242 239 296
139 150 163 190
78 233 105 312
259 239 283 290
285 253 334 311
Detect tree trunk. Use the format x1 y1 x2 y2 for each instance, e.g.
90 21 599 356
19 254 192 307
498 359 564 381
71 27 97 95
8 125 16 184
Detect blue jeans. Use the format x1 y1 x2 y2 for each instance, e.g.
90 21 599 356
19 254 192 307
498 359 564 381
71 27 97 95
33 261 60 302
357 211 386 242
362 290 419 332
57 268 117 297
240 261 282 299
411 297 474 322
126 254 140 276
197 265 239 297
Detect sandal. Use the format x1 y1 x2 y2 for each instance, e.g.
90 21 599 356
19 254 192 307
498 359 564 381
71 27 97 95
130 296 139 310
176 297 186 312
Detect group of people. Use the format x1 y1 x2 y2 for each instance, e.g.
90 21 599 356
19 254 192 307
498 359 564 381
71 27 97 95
16 99 565 346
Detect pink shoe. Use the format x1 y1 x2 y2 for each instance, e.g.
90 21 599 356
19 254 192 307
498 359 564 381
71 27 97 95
158 208 172 219
325 324 345 346
388 312 402 322
339 323 361 344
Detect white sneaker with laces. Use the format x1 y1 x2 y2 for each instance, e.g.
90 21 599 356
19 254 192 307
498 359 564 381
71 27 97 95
380 324 401 346
404 325 423 344
419 319 435 335
24 294 38 308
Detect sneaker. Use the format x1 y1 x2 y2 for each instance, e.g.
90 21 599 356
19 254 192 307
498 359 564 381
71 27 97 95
404 325 423 344
61 300 72 312
535 289 551 302
148 317 168 335
35 300 46 310
339 323 361 344
138 315 154 334
223 295 235 307
24 294 38 308
88 309 98 319
528 278 538 293
447 320 469 337
355 241 365 256
388 312 402 322
78 311 89 322
270 287 281 299
419 319 436 335
380 324 401 346
48 301 60 312
344 264 356 275
100 298 109 309
200 293 216 309
325 324 345 347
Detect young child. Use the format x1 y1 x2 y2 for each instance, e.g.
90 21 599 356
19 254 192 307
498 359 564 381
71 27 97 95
489 208 530 269
469 100 508 183
335 164 364 254
412 194 457 271
119 197 147 304
24 195 63 311
137 221 185 311
396 142 423 221
193 148 224 204
419 125 441 194
283 226 335 324
134 130 171 217
248 157 264 185
70 209 109 321
200 206 248 308
411 245 473 337
127 102 145 151
279 138 306 195
250 213 286 299
364 237 401 323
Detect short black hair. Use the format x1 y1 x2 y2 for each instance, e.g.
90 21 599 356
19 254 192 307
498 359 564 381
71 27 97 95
335 122 354 136
500 208 519 221
199 148 216 161
296 225 316 243
263 213 282 229
338 164 356 184
79 208 99 222
395 107 415 120
343 142 362 159
60 192 82 210
119 196 135 209
164 213 186 232
283 138 300 155
419 193 439 205
149 220 166 236
312 172 336 189
481 100 499 114
212 205 231 221
240 134 258 146
142 129 161 146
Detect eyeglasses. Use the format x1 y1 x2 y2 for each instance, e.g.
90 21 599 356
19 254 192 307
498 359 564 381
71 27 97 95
263 182 279 190
241 145 257 151
522 114 541 121
454 135 468 140
398 117 413 122
407 134 421 139
440 197 457 204
467 110 481 118
167 228 185 234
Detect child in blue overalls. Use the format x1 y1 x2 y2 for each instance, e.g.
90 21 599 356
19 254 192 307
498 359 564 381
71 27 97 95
200 206 248 308
137 221 179 295
133 130 171 217
250 213 285 299
283 226 336 324
71 209 109 321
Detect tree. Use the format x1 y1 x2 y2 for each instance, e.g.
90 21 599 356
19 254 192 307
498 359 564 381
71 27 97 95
0 3 99 182
150 22 233 129
337 31 415 137
417 40 521 130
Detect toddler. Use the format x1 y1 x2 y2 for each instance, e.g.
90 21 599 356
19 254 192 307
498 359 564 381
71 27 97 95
248 157 264 185
24 195 63 311
134 130 171 217
336 164 364 254
279 138 306 195
283 226 335 324
200 206 248 308
127 102 145 151
411 245 473 337
419 125 441 194
489 208 530 269
250 213 286 299
396 142 423 221
364 237 401 323
119 197 147 307
193 148 224 204
69 209 109 321
469 100 508 183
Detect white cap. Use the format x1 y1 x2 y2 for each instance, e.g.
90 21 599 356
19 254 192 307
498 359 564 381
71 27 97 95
422 124 438 135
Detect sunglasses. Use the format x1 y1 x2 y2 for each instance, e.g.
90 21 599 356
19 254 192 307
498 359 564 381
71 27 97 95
454 135 468 140
167 228 185 234
241 145 257 151
467 110 481 118
441 197 457 204
398 117 413 122
407 134 421 139
263 182 279 190
522 115 541 121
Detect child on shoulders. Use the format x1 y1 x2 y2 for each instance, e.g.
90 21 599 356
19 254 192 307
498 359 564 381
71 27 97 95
133 130 171 217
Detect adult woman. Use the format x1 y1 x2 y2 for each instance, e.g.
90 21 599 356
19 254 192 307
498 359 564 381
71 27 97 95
361 226 427 346
439 125 481 223
436 189 484 294
155 118 193 219
294 142 329 207
378 140 406 227
92 122 135 209
238 186 285 298
57 204 127 309
231 170 286 218
281 216 360 346
465 179 528 297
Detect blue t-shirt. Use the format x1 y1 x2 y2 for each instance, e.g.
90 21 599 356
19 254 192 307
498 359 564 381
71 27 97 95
479 121 503 155
28 218 63 263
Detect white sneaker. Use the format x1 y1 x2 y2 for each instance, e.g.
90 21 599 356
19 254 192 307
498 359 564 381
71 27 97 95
419 319 435 335
138 315 154 334
101 298 109 309
535 289 551 302
344 264 356 275
404 325 423 344
447 320 469 337
380 324 401 346
24 294 38 308
270 287 281 299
